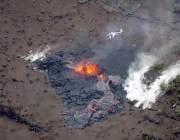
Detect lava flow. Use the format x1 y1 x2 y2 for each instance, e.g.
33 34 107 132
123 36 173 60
75 62 104 78
98 73 104 78
31 50 124 129
75 62 103 76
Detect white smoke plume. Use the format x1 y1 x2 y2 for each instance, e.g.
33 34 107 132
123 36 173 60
123 53 180 109
21 45 51 62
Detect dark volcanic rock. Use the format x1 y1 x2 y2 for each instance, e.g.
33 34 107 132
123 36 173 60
31 49 128 129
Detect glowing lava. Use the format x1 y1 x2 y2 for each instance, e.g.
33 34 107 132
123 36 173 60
75 62 98 75
76 64 83 72
98 73 104 78
85 63 98 74
75 62 105 78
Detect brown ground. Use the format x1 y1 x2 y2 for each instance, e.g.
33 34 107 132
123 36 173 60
0 0 180 140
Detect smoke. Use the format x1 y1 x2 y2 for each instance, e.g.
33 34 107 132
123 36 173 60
123 53 180 109
21 45 51 62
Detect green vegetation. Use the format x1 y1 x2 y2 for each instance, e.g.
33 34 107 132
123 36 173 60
176 87 180 92
119 112 124 115
175 75 180 82
171 98 177 104
0 67 4 72
173 127 179 134
40 10 45 14
150 61 165 72
177 94 180 99
37 16 43 22
36 120 40 124
175 109 180 117
157 109 164 115
160 81 175 93
145 136 149 140
144 135 156 140
160 83 168 92
173 5 180 13
168 81 175 90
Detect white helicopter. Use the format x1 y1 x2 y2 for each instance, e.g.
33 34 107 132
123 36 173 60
106 28 123 39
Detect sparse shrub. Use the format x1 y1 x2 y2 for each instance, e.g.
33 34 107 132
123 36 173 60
173 127 179 134
40 10 45 14
171 98 177 104
119 112 124 115
176 88 180 92
150 62 165 72
175 75 180 83
157 109 164 115
36 120 40 124
37 16 43 22
0 67 4 72
173 5 180 13
177 94 180 99
175 109 180 117
145 136 149 140
168 81 175 90
160 83 168 92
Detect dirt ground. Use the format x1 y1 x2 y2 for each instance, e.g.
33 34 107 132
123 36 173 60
0 0 180 140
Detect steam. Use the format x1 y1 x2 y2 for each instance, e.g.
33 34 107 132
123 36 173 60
123 53 180 109
21 45 51 62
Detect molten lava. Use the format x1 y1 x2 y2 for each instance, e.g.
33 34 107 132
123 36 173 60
76 64 83 72
75 62 105 78
85 63 98 74
75 62 98 75
98 73 104 78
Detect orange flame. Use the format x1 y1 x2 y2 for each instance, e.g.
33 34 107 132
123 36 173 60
98 73 104 78
75 62 98 75
75 62 104 78
85 63 98 74
76 64 83 72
